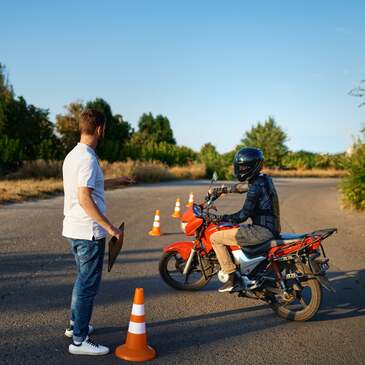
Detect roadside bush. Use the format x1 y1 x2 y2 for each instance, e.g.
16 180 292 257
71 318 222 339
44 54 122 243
314 153 346 170
341 142 365 210
2 159 62 179
282 151 316 170
282 151 347 170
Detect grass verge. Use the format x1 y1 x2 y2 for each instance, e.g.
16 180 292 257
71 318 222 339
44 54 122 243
0 178 64 204
263 168 347 178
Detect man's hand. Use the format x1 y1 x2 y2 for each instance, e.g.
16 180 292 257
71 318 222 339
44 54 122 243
107 225 123 240
104 176 135 189
208 186 227 201
114 176 135 184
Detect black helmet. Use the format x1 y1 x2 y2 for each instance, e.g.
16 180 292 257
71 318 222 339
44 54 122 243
234 147 264 182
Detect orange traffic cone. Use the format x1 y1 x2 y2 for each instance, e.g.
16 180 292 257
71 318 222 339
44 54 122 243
171 198 181 218
148 210 162 236
115 288 156 362
186 192 194 207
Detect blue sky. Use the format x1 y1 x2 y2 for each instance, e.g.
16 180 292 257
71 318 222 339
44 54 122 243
1 0 364 153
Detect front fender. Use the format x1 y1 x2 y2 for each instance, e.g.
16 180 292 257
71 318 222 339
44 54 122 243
163 241 194 261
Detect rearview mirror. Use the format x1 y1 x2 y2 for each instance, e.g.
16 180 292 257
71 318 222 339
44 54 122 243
212 171 218 181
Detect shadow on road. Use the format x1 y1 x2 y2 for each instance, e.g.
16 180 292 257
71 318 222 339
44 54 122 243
1 249 365 321
313 270 365 321
99 306 282 360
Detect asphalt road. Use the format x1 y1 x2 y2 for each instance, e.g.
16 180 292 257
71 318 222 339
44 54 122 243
1 178 365 365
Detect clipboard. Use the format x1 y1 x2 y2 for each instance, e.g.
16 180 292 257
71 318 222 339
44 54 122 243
108 222 125 272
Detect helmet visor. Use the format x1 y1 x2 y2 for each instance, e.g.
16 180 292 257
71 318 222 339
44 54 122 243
238 164 251 174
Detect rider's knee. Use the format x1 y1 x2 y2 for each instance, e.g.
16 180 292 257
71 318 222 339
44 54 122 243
210 231 224 246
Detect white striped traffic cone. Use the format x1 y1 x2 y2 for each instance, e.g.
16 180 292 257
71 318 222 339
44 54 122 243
171 198 181 218
115 288 156 362
186 192 194 207
149 210 162 236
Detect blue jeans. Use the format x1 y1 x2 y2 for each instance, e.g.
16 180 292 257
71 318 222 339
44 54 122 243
68 237 105 342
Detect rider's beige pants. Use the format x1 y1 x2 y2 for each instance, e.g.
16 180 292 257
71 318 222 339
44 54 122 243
210 225 274 274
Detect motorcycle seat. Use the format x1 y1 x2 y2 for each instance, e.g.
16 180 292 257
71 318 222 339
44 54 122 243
242 232 307 257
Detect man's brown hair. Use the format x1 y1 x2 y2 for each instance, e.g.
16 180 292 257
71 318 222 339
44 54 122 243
79 108 106 135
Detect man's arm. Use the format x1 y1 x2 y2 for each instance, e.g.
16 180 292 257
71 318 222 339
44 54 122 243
219 183 260 224
78 187 122 238
211 182 248 198
104 176 135 190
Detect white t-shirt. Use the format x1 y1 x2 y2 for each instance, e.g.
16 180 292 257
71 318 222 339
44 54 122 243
62 143 106 240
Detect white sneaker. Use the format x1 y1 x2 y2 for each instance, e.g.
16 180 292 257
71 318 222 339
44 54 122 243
68 336 109 356
64 324 94 338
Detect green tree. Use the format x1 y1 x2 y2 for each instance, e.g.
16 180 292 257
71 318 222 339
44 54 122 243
55 98 133 161
86 98 133 160
55 101 84 153
0 136 23 173
0 63 63 172
131 112 176 146
199 143 229 178
0 63 62 162
239 116 288 168
0 63 13 100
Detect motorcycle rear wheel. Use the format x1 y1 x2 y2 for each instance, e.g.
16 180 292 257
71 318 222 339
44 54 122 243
159 250 212 290
269 264 322 321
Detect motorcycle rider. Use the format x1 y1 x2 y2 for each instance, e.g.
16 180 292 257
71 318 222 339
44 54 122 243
209 147 281 293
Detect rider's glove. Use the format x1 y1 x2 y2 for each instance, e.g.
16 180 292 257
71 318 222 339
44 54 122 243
208 213 223 224
210 186 228 201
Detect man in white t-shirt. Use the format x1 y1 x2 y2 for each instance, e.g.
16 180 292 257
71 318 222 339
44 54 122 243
62 108 123 356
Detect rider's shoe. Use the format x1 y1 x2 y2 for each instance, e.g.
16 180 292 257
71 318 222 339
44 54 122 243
218 272 238 293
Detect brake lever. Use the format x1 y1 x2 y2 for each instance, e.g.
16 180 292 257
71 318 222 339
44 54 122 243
210 204 218 212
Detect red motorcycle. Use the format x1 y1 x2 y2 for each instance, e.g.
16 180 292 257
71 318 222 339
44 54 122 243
159 180 336 321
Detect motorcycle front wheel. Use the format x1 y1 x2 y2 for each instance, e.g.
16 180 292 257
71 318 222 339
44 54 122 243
159 250 212 290
269 263 322 321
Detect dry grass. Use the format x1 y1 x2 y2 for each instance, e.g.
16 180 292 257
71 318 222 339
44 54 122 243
0 179 63 204
169 163 206 180
101 160 175 182
100 160 136 179
263 168 348 178
0 160 178 203
133 162 175 182
4 160 63 179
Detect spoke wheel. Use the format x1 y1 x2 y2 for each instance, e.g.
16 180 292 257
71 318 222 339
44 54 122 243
159 250 212 290
270 264 322 321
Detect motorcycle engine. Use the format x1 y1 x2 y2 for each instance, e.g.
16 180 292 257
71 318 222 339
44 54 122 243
218 270 230 283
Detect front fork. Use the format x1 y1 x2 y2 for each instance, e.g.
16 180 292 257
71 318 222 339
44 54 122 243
182 248 196 275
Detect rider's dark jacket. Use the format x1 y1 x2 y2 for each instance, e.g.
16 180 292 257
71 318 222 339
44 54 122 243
219 174 281 237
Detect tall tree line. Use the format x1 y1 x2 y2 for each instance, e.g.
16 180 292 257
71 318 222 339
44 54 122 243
0 63 188 173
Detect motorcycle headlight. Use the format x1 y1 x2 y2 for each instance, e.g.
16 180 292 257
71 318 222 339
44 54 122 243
181 222 187 234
